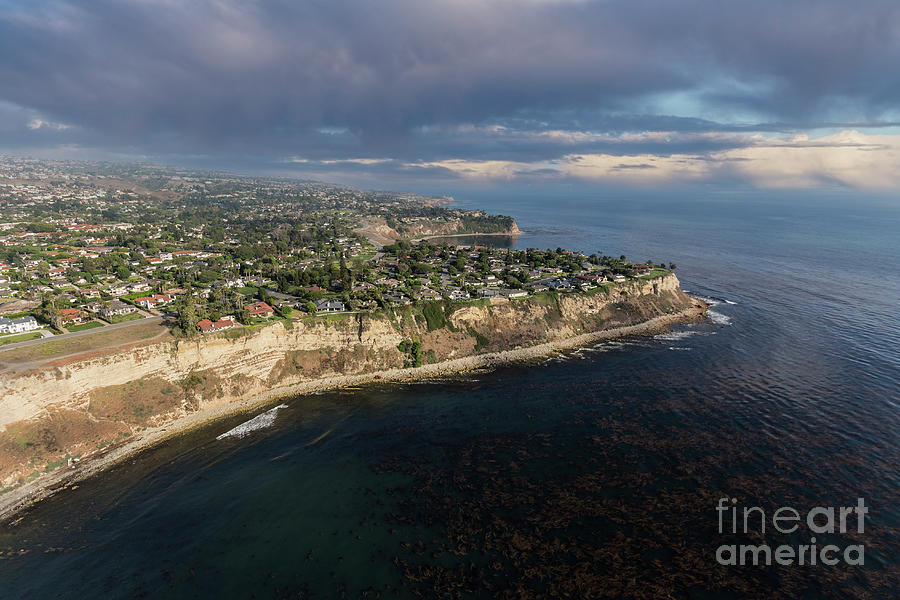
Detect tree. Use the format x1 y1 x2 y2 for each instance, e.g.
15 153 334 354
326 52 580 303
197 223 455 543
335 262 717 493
173 298 198 337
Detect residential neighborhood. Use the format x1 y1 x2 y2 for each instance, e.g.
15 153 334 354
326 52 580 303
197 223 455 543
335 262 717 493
0 157 674 344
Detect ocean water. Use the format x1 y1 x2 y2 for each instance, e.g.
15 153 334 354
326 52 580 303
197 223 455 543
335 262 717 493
1 190 898 599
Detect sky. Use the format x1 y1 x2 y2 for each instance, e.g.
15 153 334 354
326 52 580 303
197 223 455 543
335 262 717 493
1 0 899 191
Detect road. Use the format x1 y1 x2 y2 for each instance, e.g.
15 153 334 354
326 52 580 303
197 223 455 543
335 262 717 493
0 314 164 353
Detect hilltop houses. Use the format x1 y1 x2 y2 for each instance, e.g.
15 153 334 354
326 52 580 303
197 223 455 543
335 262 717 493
315 299 345 313
245 301 275 318
98 300 137 319
197 316 237 333
0 315 39 334
57 308 86 326
134 294 175 310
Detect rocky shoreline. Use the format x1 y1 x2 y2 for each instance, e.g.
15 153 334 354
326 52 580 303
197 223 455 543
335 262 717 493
0 299 706 523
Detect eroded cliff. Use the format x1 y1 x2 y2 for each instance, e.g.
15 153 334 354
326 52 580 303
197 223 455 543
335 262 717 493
0 274 691 493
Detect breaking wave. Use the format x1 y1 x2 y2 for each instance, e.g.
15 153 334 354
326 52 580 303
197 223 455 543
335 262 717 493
216 404 288 440
707 309 732 326
654 330 704 341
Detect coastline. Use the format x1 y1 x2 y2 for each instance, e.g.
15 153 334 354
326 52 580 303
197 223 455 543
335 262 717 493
0 298 706 523
413 230 523 242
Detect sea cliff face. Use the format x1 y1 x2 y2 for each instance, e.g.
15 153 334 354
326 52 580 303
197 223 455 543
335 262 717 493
0 274 691 492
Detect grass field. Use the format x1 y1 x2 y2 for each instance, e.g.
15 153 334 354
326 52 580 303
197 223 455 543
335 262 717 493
640 268 670 279
104 312 145 324
66 321 106 332
0 331 43 346
0 319 171 363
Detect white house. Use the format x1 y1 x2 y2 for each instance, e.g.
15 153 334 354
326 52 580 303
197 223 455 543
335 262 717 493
0 316 40 334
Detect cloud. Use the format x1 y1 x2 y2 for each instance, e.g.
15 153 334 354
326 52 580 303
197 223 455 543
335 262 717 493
401 131 900 189
26 119 71 131
0 1 899 188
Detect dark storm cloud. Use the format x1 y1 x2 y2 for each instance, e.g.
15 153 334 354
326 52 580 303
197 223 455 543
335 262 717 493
0 0 898 170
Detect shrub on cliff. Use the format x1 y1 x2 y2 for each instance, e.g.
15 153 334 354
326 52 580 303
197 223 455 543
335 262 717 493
422 302 445 331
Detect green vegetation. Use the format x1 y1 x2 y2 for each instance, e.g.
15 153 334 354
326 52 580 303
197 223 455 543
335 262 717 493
0 158 681 365
397 339 423 367
67 321 105 332
641 268 670 279
586 283 614 296
0 331 43 346
530 291 559 304
104 312 145 324
422 302 446 331
467 327 491 351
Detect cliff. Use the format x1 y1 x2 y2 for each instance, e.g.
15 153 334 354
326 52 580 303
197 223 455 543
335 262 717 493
0 274 694 498
355 215 520 246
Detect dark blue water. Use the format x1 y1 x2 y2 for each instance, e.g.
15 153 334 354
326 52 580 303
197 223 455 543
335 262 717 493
1 190 898 599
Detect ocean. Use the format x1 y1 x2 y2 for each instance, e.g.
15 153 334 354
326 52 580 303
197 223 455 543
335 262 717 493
1 189 898 598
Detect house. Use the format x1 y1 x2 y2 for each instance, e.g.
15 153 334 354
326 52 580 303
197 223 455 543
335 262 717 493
85 302 105 314
546 278 573 290
99 300 137 319
245 301 275 318
419 288 440 301
81 288 101 299
58 308 86 325
629 263 653 275
197 316 237 333
133 294 174 310
129 282 151 293
0 316 40 334
383 292 411 306
502 289 528 298
314 299 345 313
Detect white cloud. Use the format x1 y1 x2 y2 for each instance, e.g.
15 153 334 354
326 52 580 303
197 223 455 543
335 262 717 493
27 118 71 131
406 130 900 189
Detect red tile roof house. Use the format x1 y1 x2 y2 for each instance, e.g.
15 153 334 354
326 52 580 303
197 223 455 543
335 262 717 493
58 308 86 325
245 301 275 318
134 294 175 310
197 316 237 333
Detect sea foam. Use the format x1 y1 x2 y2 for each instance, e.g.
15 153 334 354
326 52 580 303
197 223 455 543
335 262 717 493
216 404 288 440
654 330 704 341
707 309 732 326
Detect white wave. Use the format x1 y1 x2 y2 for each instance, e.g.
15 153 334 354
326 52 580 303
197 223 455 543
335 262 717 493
707 309 732 326
668 346 693 351
693 295 721 306
695 294 738 306
216 404 288 440
654 330 703 341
